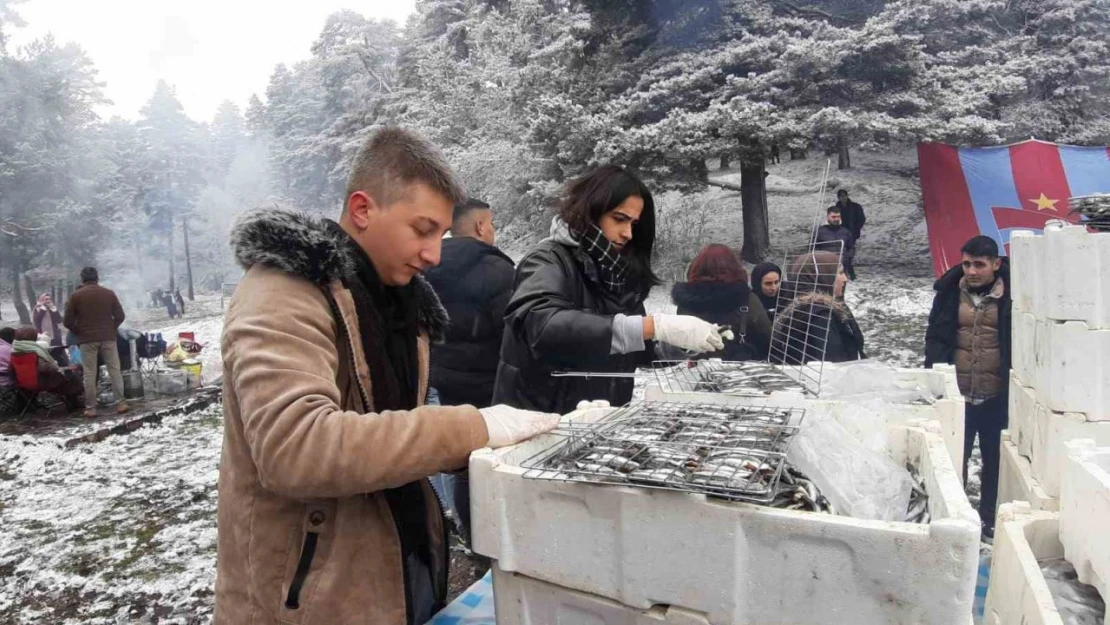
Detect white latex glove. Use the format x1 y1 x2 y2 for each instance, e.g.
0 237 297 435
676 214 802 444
652 314 725 354
479 405 560 448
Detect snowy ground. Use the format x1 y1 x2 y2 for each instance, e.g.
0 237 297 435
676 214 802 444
0 149 976 622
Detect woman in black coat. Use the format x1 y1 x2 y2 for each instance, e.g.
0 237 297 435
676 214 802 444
671 245 772 361
770 251 865 364
493 165 724 414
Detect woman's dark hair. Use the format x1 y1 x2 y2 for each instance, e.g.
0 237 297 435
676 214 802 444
0 327 15 344
787 251 841 295
688 244 747 284
13 326 38 341
557 165 661 297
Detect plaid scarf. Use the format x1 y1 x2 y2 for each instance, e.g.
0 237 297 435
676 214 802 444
579 223 630 293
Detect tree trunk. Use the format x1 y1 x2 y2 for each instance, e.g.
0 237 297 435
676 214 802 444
183 216 195 300
167 222 176 293
740 159 771 264
23 273 36 310
12 265 30 325
837 139 851 170
720 153 731 170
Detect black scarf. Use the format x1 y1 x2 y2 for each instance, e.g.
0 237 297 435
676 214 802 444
578 223 630 293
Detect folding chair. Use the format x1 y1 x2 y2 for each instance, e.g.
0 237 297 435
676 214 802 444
11 353 65 418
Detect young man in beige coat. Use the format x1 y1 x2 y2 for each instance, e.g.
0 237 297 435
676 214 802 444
216 127 558 625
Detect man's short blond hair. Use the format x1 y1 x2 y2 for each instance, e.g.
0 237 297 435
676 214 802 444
345 127 466 208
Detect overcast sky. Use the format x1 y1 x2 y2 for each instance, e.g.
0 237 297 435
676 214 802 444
8 0 416 123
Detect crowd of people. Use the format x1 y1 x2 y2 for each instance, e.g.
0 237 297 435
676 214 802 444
213 127 902 624
1 267 131 417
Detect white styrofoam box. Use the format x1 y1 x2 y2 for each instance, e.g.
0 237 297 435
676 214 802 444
998 431 1058 513
493 566 715 625
644 365 966 476
982 503 1069 625
1007 373 1110 497
1019 313 1110 420
1059 439 1110 610
1010 226 1110 327
471 421 980 625
1009 229 1040 316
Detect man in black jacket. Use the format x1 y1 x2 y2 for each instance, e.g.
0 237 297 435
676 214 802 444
832 189 866 242
424 199 514 544
924 235 1012 542
425 198 515 409
814 205 856 279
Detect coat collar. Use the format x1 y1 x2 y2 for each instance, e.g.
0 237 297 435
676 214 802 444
230 208 449 342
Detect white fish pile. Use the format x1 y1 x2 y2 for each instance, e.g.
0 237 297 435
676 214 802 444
1039 558 1106 625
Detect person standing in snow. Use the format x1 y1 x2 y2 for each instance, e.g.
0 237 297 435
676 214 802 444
174 289 185 317
493 165 725 414
63 267 128 418
215 127 559 625
33 293 68 366
924 235 1011 542
814 205 857 280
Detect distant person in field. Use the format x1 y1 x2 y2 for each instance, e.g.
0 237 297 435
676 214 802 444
831 188 866 247
814 205 857 280
924 235 1011 543
63 267 128 417
174 289 185 317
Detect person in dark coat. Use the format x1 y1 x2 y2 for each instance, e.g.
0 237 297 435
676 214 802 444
770 251 865 365
33 293 69 366
831 188 866 242
924 235 1011 541
493 165 724 414
814 205 856 280
425 199 515 409
671 245 772 361
424 198 515 545
750 262 782 325
174 289 185 317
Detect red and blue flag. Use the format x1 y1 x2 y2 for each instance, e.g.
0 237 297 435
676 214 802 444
918 140 1110 277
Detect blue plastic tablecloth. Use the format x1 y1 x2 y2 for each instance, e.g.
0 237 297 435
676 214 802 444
428 570 495 625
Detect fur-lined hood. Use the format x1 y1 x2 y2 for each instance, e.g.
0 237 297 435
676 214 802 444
777 291 855 325
230 208 449 341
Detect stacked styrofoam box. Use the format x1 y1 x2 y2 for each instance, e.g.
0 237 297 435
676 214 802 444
471 420 979 625
644 364 966 477
1059 440 1110 618
492 566 713 625
1007 372 1110 498
1010 226 1110 421
982 503 1071 625
998 431 1058 512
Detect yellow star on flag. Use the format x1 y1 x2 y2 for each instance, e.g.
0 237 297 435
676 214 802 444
1030 193 1059 211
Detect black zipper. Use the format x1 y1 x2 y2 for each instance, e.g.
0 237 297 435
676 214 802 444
285 532 319 610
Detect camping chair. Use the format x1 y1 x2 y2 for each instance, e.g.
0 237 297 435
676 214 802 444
11 353 65 418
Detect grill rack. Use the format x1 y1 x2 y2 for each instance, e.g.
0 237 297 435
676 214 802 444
650 360 807 396
522 401 805 504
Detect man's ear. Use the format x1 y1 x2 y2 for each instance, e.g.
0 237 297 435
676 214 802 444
346 191 378 230
992 257 1002 272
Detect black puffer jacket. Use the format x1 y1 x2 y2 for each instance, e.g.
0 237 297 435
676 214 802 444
493 239 652 414
424 236 515 408
924 259 1012 398
770 291 865 364
671 281 772 361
